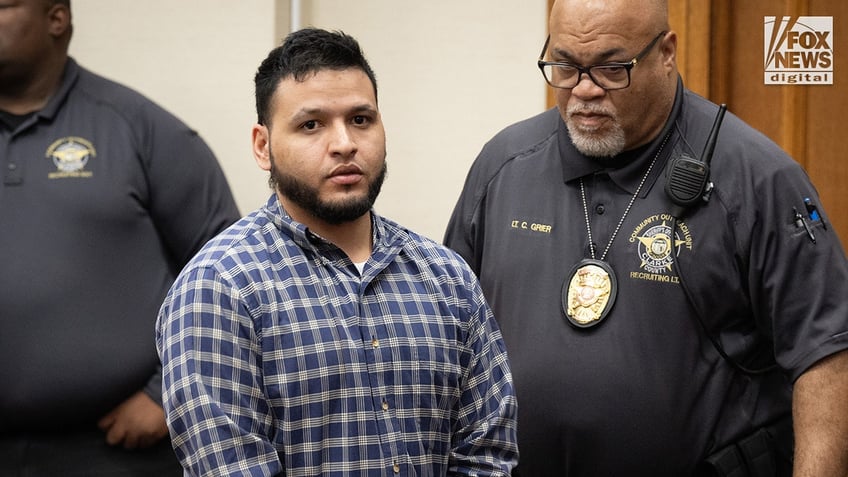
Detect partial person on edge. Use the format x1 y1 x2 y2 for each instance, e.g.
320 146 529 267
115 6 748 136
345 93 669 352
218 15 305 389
0 1 241 475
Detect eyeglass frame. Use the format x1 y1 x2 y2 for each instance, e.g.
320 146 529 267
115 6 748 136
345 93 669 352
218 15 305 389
537 31 667 91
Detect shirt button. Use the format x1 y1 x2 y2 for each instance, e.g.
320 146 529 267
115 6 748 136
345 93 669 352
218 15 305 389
595 204 605 215
7 163 17 170
382 400 389 411
393 463 400 473
371 337 379 348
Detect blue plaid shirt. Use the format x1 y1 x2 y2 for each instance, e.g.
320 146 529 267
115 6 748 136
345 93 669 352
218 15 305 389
156 196 517 476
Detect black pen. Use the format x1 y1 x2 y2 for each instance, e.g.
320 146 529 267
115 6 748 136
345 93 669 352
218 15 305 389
793 207 816 243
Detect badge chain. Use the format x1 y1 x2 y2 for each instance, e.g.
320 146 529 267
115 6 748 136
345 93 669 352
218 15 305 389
579 133 670 261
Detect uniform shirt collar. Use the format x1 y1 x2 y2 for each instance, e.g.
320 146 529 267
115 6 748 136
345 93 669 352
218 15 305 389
35 57 80 124
1 58 78 136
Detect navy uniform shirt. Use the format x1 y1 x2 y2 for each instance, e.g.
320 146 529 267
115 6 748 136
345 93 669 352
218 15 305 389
445 80 848 475
0 58 241 431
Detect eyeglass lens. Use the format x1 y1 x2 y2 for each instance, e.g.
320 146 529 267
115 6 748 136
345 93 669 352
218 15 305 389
542 64 631 89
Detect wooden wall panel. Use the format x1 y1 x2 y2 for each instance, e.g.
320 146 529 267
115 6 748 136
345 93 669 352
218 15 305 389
669 1 713 98
723 1 808 167
805 0 848 241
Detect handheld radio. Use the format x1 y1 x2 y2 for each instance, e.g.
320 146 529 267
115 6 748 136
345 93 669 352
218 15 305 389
665 104 727 217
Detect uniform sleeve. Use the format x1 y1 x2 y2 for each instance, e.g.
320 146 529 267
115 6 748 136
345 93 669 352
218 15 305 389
747 161 848 381
157 265 282 477
444 109 558 276
448 268 518 476
444 150 491 275
137 101 241 266
142 365 164 406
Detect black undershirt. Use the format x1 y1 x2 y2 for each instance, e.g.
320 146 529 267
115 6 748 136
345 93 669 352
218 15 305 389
0 109 34 131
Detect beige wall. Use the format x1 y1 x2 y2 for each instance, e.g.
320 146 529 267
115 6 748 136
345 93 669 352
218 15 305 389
69 1 548 241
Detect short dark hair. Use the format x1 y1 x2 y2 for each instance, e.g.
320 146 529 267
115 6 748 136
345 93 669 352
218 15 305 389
254 28 378 126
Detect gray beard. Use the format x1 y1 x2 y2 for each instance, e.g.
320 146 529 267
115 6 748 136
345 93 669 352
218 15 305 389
566 120 627 158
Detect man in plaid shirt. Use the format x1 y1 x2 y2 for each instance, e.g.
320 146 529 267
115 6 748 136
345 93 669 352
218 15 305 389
156 28 517 477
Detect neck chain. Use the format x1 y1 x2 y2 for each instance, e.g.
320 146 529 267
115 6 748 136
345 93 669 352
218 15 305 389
563 134 670 329
579 134 669 260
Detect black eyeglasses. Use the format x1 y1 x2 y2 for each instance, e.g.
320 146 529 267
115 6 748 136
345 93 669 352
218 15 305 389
537 31 667 91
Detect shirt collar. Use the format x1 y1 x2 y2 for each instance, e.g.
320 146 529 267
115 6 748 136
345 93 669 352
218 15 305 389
35 57 80 123
262 194 406 258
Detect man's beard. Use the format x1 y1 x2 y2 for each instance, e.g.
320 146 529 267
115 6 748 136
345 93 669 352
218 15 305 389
270 158 387 225
565 104 626 158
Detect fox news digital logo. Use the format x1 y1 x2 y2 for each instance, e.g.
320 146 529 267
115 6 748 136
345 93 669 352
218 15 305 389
764 16 833 85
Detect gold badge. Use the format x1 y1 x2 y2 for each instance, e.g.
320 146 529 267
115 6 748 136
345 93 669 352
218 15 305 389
562 259 617 328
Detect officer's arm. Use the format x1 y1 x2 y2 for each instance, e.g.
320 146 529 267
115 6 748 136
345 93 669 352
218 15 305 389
792 348 848 477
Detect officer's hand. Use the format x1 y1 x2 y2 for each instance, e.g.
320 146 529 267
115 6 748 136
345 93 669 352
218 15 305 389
97 391 170 449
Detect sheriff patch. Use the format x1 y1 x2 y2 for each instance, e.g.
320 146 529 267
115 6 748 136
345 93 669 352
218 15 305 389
46 136 95 179
628 213 693 283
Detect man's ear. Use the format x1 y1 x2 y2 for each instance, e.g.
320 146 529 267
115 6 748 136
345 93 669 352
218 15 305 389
660 31 678 72
47 3 71 39
252 124 272 172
